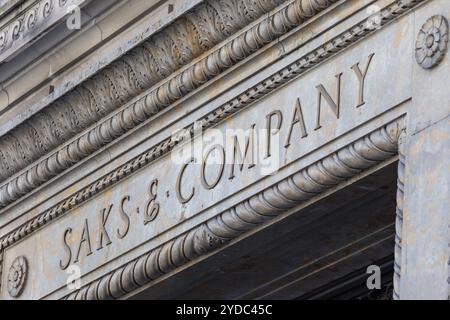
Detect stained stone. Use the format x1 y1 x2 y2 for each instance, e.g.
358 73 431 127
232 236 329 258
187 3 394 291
0 0 448 300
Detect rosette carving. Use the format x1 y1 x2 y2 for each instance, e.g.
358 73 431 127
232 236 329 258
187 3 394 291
7 256 28 298
415 15 448 69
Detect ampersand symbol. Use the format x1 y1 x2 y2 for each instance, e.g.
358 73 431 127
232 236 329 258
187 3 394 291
144 179 159 225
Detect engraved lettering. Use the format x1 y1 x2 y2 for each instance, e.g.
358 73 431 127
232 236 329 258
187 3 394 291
228 124 256 180
176 158 195 204
351 53 375 107
55 54 380 272
284 98 308 148
201 144 225 190
144 179 159 225
315 73 343 130
265 110 283 158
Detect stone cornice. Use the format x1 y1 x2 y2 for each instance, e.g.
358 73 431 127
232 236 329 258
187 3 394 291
0 0 88 62
0 0 426 298
62 118 403 300
393 132 406 300
0 0 341 209
0 0 425 253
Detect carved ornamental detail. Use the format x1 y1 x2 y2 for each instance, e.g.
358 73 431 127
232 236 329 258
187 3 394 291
0 0 81 60
0 0 425 254
0 0 426 211
7 256 28 298
393 133 406 300
0 0 290 208
0 0 429 299
415 15 448 69
64 119 403 300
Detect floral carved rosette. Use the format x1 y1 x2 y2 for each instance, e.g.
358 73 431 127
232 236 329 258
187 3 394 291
415 15 449 69
7 256 28 298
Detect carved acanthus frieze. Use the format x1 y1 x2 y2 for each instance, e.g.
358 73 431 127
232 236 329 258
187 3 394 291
393 132 406 300
0 0 84 61
0 0 343 209
0 0 428 298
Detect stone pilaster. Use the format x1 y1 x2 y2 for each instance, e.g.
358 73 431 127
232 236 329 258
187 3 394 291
398 0 450 299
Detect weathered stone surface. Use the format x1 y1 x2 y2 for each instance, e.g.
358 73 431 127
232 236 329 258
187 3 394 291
0 0 448 300
397 0 450 300
3 0 342 210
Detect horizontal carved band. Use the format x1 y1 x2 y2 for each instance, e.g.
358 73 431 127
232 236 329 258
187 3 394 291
63 118 404 300
0 0 344 209
0 0 291 207
393 136 406 300
0 0 426 211
0 0 424 254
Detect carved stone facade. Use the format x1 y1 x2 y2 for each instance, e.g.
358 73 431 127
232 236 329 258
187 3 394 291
0 0 448 300
415 15 448 69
